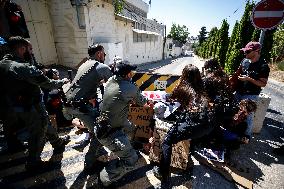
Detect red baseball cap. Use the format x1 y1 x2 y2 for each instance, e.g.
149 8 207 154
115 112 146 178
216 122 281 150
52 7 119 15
240 41 261 52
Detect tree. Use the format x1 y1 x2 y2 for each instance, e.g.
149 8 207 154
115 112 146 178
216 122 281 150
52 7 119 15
216 19 229 68
167 23 189 44
198 26 208 44
113 0 124 14
225 1 255 74
251 28 261 41
261 29 276 62
206 27 219 58
226 20 239 60
271 24 284 62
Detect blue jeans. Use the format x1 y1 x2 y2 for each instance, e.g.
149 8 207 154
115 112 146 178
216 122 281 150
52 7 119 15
235 93 259 138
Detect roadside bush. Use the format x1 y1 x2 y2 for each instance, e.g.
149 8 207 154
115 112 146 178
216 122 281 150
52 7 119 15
277 60 284 71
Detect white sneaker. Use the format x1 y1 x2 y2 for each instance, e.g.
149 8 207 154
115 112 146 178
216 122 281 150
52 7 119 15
74 132 90 144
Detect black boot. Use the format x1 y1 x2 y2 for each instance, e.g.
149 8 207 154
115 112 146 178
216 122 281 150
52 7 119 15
52 135 70 154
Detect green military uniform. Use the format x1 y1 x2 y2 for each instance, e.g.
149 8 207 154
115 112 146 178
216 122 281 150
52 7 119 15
98 75 148 186
0 54 65 165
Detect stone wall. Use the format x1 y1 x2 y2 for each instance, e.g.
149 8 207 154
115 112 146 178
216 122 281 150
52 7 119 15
49 0 88 67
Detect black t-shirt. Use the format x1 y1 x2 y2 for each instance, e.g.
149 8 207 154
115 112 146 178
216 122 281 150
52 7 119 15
237 58 270 95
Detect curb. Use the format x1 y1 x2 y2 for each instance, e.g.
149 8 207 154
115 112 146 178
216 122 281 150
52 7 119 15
267 78 284 91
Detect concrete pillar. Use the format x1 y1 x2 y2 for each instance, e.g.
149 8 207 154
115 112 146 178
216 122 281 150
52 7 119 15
253 93 271 134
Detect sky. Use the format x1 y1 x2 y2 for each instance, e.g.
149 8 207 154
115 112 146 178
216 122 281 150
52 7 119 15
147 0 261 37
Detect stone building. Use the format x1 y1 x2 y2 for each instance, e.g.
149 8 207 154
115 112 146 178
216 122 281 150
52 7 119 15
14 0 165 67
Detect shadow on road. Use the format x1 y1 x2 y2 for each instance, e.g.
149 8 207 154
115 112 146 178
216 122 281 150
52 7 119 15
267 108 282 115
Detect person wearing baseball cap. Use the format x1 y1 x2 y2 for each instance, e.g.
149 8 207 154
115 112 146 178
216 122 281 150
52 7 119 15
233 41 270 143
114 60 137 78
97 60 147 187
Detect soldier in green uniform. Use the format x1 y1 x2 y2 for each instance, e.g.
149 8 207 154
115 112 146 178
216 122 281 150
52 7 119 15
96 61 148 187
0 36 69 170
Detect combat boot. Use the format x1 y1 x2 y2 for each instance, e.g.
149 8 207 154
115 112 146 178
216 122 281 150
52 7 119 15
52 135 70 154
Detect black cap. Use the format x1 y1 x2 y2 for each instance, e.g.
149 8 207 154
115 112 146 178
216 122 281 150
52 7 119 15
115 61 137 76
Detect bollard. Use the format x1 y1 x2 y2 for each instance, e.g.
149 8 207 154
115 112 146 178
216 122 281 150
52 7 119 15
253 93 271 134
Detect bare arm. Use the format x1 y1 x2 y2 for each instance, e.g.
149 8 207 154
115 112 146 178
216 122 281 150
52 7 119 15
238 75 267 87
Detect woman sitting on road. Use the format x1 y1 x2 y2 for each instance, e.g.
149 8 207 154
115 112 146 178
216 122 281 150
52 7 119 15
202 59 255 147
153 64 216 183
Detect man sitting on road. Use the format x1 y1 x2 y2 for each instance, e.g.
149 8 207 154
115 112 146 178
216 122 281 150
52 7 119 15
232 42 270 143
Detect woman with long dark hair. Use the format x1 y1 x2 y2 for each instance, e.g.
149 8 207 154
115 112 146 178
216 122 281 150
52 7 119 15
153 64 215 183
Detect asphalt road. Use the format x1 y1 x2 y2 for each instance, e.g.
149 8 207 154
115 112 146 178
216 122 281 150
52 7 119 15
0 56 283 189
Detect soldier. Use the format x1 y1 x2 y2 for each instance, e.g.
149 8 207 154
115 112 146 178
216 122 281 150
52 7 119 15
0 36 69 170
96 61 148 187
65 44 113 172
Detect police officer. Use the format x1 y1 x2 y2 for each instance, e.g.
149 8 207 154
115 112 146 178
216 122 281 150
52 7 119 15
0 36 69 170
97 61 148 187
24 42 71 154
65 44 112 172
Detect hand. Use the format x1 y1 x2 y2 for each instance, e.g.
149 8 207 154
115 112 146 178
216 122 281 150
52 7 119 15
88 98 97 107
238 75 249 81
144 100 154 108
62 78 70 84
149 137 154 144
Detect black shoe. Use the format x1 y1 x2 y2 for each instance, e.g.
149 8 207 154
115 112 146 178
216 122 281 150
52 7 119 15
83 160 105 175
53 135 70 154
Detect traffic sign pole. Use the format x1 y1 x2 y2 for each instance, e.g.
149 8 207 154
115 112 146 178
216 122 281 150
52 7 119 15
259 30 265 45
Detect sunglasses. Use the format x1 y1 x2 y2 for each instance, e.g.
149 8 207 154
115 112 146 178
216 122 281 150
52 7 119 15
244 50 253 54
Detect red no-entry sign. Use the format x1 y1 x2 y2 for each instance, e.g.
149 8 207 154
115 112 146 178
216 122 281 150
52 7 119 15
251 0 284 30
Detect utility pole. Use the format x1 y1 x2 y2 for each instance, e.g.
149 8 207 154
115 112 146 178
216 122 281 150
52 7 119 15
162 25 166 60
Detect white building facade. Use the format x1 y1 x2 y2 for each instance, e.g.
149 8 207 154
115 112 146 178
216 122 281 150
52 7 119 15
14 0 165 67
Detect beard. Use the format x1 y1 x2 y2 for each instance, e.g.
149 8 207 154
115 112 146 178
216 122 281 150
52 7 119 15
98 58 105 63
